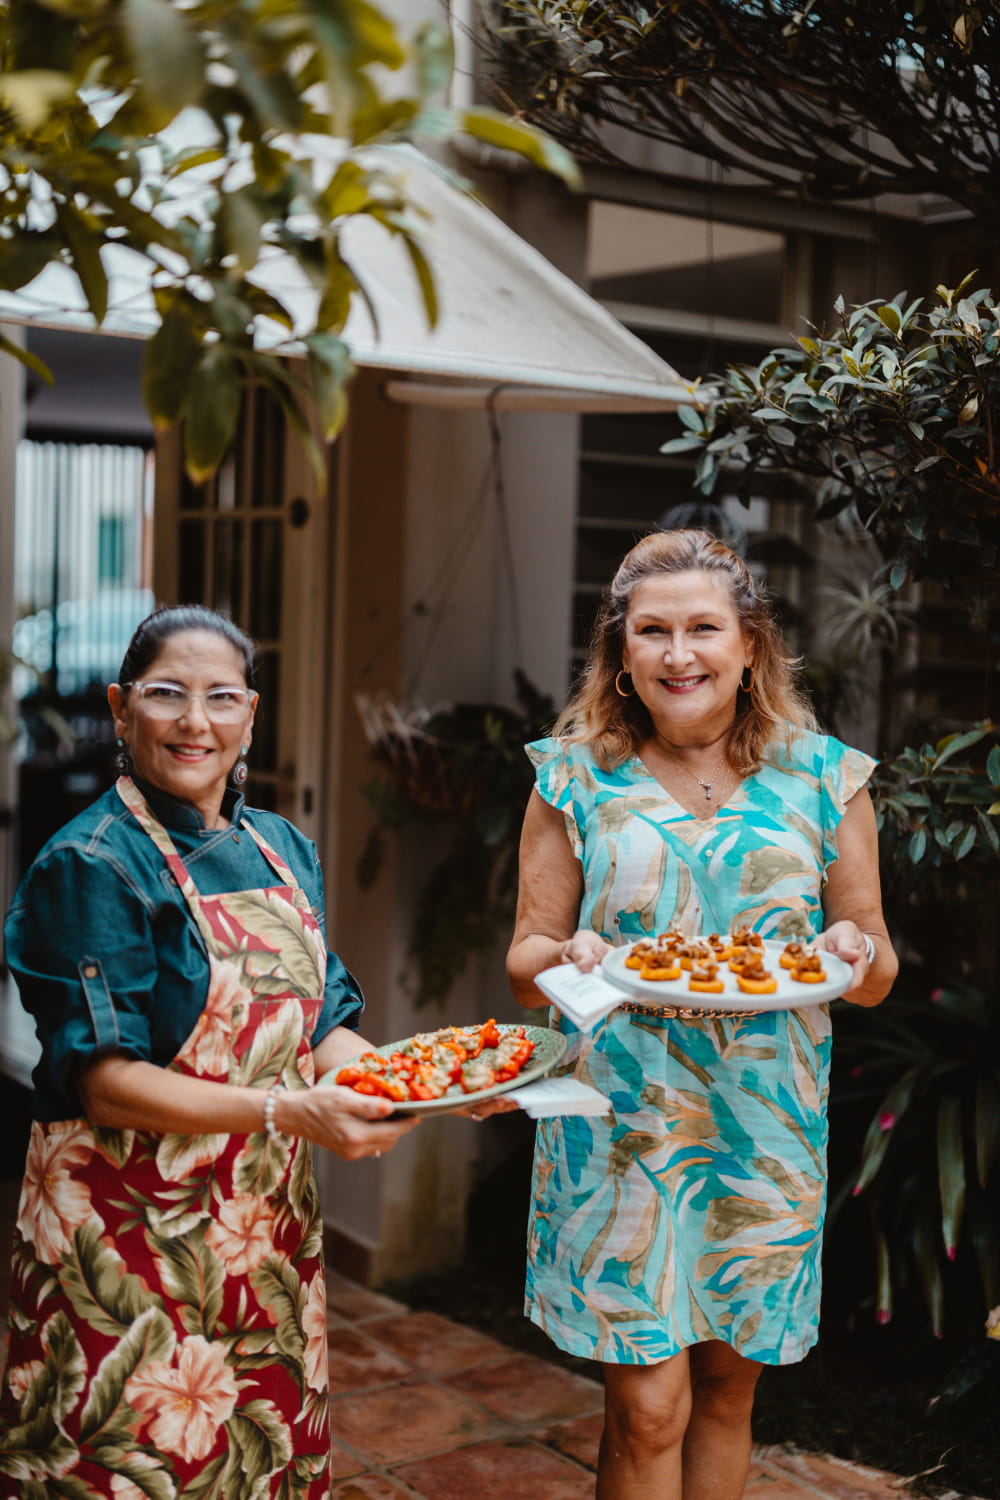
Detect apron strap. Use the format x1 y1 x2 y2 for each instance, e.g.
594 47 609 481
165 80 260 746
240 818 303 892
115 776 308 922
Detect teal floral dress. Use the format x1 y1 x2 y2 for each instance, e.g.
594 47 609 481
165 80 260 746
524 728 875 1367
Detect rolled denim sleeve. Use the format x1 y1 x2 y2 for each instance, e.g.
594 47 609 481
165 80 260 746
4 845 160 1118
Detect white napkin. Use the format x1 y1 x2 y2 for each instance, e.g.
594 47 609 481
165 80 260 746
533 961 625 1031
509 1076 611 1118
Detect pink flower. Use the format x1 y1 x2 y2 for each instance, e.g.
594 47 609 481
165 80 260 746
930 989 944 1002
301 1271 328 1394
182 958 249 1077
126 1335 240 1462
18 1123 99 1264
6 1359 44 1404
204 1194 276 1276
877 1309 892 1325
879 1111 896 1132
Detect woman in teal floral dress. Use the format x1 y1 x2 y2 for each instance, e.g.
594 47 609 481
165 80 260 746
0 607 418 1498
508 531 897 1500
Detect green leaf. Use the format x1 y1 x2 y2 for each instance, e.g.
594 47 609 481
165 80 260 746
306 333 353 441
148 1225 225 1339
219 188 266 273
987 745 1000 786
123 0 204 116
0 331 53 385
854 1065 924 1194
222 1400 293 1490
937 1093 966 1260
0 231 60 293
907 827 927 863
459 108 581 188
79 1307 175 1444
182 348 242 483
61 1222 163 1338
250 1256 305 1367
54 203 108 323
913 1203 945 1338
142 304 203 429
401 231 438 328
932 724 990 770
876 304 901 335
0 69 73 129
975 1076 1000 1187
952 823 976 860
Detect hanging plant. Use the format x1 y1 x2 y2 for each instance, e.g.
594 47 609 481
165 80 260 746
356 671 557 1007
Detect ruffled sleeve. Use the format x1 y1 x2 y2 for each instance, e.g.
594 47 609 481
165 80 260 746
525 737 585 860
820 737 877 867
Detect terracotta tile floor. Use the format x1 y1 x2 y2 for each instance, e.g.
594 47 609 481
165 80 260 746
0 1174 977 1498
321 1268 952 1500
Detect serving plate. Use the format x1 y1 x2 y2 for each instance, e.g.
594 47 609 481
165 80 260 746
318 1024 567 1116
602 938 853 1013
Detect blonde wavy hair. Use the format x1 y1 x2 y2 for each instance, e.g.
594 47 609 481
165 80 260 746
554 530 817 775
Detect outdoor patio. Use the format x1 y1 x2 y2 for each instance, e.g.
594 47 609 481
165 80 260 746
0 1171 984 1499
319 1269 936 1500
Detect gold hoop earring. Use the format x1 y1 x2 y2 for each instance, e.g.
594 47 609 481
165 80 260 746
615 669 636 698
740 665 756 694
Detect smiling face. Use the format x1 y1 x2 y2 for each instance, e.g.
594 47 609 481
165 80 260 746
621 570 753 744
108 629 257 827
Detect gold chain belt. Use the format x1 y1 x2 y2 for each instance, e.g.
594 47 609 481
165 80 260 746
619 1000 763 1021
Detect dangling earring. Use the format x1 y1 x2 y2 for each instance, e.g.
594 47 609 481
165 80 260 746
615 669 636 698
740 665 756 695
115 737 131 775
232 745 249 786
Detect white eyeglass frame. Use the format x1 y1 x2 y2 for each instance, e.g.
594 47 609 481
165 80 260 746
124 681 258 721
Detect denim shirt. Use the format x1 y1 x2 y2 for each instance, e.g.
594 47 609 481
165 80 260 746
4 778 364 1122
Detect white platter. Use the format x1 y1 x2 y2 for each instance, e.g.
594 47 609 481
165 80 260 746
601 937 853 1013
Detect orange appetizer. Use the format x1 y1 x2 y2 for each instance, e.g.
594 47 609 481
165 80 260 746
625 939 655 970
730 925 764 952
791 951 827 984
641 949 682 981
735 957 778 995
705 932 732 961
780 941 806 970
679 939 713 971
688 962 725 994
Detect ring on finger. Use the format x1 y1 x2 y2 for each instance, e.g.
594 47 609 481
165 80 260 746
373 1149 382 1159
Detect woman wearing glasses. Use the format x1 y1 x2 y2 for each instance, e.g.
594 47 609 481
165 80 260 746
0 605 417 1498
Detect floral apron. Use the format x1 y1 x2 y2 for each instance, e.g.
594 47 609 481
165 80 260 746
0 777 331 1499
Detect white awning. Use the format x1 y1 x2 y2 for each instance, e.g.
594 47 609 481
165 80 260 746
0 143 691 413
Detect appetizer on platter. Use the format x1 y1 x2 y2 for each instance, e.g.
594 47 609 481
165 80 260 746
335 1020 535 1103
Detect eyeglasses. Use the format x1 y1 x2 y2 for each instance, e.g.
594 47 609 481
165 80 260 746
124 681 257 723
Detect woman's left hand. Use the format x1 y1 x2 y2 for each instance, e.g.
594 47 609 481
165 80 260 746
813 921 871 995
451 1095 523 1121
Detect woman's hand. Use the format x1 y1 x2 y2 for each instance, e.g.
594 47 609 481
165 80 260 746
557 930 615 973
451 1095 523 1121
278 1084 418 1161
813 920 872 995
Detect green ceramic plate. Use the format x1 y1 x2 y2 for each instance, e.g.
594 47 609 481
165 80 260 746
318 1023 567 1116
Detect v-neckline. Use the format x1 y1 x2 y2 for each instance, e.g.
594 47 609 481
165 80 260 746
628 751 744 824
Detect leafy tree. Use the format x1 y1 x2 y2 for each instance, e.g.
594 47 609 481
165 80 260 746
487 1 999 239
0 0 576 480
663 276 1000 589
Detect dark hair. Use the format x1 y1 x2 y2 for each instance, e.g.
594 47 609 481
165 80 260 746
553 529 816 775
118 606 258 688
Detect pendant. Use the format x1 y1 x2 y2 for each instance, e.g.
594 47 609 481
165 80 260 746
699 781 712 799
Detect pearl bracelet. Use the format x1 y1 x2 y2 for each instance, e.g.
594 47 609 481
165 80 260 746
263 1082 287 1142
